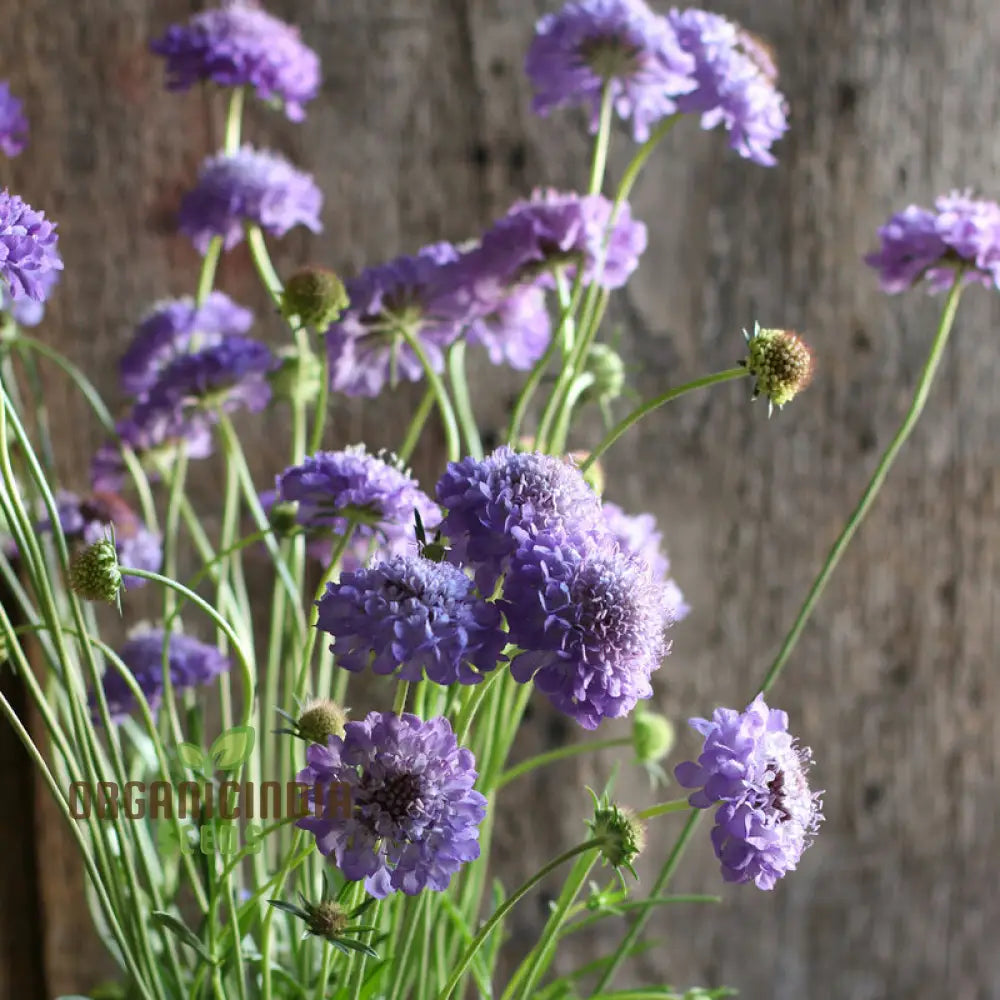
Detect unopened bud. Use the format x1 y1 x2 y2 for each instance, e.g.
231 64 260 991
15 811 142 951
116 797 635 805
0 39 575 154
305 900 349 940
296 699 348 744
69 538 122 604
742 323 813 414
632 708 675 766
581 343 626 407
281 267 349 330
588 792 646 878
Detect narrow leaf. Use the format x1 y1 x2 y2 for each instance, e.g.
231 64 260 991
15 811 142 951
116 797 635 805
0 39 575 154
151 910 217 964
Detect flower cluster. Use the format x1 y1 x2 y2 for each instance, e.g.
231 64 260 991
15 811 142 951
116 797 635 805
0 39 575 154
95 629 231 721
297 712 486 897
865 191 1000 293
0 81 28 157
675 695 823 889
0 190 63 304
526 1 788 165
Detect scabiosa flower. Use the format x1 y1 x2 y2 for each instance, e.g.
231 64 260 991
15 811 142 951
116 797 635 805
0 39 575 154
0 82 28 157
667 9 788 166
150 2 321 122
47 491 162 587
119 292 254 396
465 284 552 370
276 447 441 551
526 0 695 142
742 323 813 414
297 712 486 897
865 192 1000 293
143 334 278 418
96 629 230 721
90 400 214 493
436 446 602 594
324 243 476 398
0 268 59 327
315 554 506 686
179 146 322 254
479 190 647 291
0 191 63 303
602 501 689 621
675 694 823 890
502 528 672 729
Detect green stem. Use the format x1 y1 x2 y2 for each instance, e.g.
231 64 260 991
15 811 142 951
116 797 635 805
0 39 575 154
635 798 691 821
447 341 483 460
592 810 701 992
309 333 332 453
398 327 461 462
757 278 964 694
581 368 748 472
398 386 436 463
436 839 602 1000
588 83 615 196
495 737 629 790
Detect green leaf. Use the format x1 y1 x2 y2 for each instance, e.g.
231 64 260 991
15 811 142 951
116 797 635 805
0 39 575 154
210 725 256 770
151 910 217 964
331 936 379 958
176 741 206 771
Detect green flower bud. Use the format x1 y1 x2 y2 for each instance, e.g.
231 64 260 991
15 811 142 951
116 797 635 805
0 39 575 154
580 343 626 407
588 792 646 879
305 899 350 940
742 323 814 414
269 344 324 406
68 539 123 604
296 699 348 744
268 499 300 539
632 708 675 766
281 267 349 330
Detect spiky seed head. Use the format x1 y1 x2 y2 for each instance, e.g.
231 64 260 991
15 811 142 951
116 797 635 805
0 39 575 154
297 699 348 744
743 324 814 412
281 267 349 330
305 899 350 940
589 794 646 877
68 538 123 604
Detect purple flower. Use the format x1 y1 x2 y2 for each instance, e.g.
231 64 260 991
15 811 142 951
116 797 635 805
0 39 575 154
96 629 230 721
91 401 214 493
865 192 1000 293
502 528 671 729
151 1 321 122
297 712 486 897
179 146 322 253
675 694 823 890
315 554 506 685
276 447 441 551
526 0 695 142
0 191 63 303
602 502 689 620
479 190 647 291
435 446 602 595
0 82 28 157
1 268 59 327
466 284 552 370
47 491 162 588
144 334 278 418
120 293 254 396
325 243 475 398
667 9 788 166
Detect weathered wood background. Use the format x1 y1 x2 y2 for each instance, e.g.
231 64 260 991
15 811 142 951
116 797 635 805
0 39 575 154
3 1 1000 997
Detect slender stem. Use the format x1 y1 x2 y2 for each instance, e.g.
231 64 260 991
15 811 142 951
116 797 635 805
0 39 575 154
614 115 678 208
309 333 332 453
757 278 965 694
495 737 629 790
588 83 615 196
398 386 436 463
436 840 602 1000
635 798 691 821
397 327 461 462
581 368 748 472
592 810 700 992
447 341 483 460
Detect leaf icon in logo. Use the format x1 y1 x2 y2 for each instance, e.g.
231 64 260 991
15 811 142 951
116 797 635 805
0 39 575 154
177 742 207 772
210 726 256 771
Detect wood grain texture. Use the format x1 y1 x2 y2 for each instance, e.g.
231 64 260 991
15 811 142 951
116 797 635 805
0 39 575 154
3 0 1000 997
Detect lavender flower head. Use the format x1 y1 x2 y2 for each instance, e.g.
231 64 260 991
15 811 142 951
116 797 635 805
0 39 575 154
315 554 507 686
465 283 552 370
96 629 230 721
479 190 647 291
141 334 277 418
179 146 322 253
602 502 689 620
675 694 823 889
503 528 672 729
526 0 695 142
0 191 63 303
298 713 486 897
120 292 254 396
48 491 162 587
277 447 441 551
865 191 1000 293
667 9 788 166
436 446 602 594
325 243 474 398
0 82 28 157
151 1 321 122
